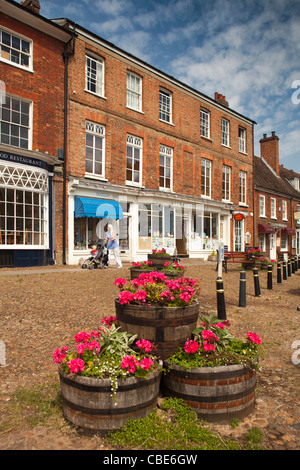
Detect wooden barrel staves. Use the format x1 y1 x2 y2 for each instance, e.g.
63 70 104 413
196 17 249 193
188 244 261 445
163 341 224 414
59 367 161 433
147 253 171 267
162 362 256 422
129 268 185 280
115 300 199 360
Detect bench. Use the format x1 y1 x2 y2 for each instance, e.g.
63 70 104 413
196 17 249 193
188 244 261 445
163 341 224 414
217 251 255 273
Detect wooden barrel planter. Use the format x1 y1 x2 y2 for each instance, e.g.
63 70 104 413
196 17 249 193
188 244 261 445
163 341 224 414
147 253 171 267
129 268 185 280
115 300 199 360
162 362 256 422
58 367 161 434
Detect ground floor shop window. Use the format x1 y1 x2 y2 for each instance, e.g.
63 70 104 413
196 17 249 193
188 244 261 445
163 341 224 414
0 163 48 247
74 217 102 250
138 203 174 251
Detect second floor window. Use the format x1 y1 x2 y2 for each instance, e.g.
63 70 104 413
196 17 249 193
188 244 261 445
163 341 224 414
221 118 229 146
259 195 265 217
127 72 142 111
159 89 172 123
159 145 173 190
239 127 246 153
0 27 31 70
201 159 211 197
200 109 210 138
126 134 142 185
85 121 105 177
0 95 30 149
85 54 104 96
282 200 287 220
271 197 276 218
222 165 231 201
239 171 247 204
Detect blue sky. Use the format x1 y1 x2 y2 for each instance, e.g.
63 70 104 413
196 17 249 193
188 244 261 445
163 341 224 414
36 0 300 172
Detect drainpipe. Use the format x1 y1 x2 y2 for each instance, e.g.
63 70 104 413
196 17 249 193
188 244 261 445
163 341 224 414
62 37 74 265
252 125 256 247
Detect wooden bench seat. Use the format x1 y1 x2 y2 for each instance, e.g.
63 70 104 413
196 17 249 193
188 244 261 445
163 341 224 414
219 251 255 273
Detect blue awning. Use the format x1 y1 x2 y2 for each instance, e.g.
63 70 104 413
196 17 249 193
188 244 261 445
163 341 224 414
74 197 123 219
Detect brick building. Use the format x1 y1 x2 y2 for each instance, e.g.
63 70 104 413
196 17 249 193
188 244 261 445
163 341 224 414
52 19 256 265
0 0 73 266
254 132 300 260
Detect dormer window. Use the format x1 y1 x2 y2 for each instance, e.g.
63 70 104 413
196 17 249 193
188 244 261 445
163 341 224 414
288 178 299 191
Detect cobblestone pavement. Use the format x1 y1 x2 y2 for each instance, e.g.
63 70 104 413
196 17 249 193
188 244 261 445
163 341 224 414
0 261 299 450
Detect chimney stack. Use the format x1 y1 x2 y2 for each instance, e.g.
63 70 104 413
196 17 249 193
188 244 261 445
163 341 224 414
21 0 41 14
259 132 280 176
214 92 229 107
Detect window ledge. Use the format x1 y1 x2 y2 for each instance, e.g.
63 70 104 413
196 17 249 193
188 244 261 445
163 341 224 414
200 135 213 142
84 89 107 100
0 57 33 73
84 173 107 182
126 106 144 115
159 119 175 127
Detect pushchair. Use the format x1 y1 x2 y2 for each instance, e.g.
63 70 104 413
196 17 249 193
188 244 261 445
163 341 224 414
82 240 108 269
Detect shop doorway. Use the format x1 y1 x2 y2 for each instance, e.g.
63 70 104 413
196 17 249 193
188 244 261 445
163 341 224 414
175 208 189 255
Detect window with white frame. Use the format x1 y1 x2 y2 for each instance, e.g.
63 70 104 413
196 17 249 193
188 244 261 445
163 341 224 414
126 72 142 111
239 127 246 153
271 197 276 218
126 134 142 185
200 109 210 138
0 163 48 247
159 89 172 123
201 158 211 197
259 233 265 251
85 121 105 177
282 200 287 220
259 195 265 217
159 144 173 190
0 27 32 70
222 165 231 201
1 95 31 149
239 171 246 204
221 118 229 146
281 235 288 251
85 54 104 96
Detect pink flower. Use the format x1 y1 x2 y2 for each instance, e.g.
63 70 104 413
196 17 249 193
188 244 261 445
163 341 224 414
77 343 86 355
179 292 191 303
68 358 85 373
140 357 153 370
119 290 134 305
164 262 170 267
202 330 219 343
184 340 199 354
114 278 127 288
121 355 139 374
214 323 225 330
247 332 261 345
53 346 68 364
101 316 117 326
160 290 175 301
74 331 91 343
136 339 153 352
133 290 147 302
86 340 101 354
203 342 216 352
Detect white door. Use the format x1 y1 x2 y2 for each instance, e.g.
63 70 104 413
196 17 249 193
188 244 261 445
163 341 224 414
270 233 276 260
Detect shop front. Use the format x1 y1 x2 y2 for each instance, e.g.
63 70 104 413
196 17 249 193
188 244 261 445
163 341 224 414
0 147 56 267
68 180 233 265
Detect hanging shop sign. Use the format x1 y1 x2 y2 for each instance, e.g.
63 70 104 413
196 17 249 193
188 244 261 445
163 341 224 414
233 213 244 221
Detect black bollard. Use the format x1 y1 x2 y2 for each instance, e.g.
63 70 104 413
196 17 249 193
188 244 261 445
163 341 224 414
277 261 282 284
294 256 298 272
216 276 226 320
253 267 261 297
292 257 295 274
267 264 273 290
288 259 291 277
239 270 246 307
283 260 287 280
298 255 300 270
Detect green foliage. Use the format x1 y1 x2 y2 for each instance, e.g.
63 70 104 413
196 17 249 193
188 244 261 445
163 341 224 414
107 397 241 450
